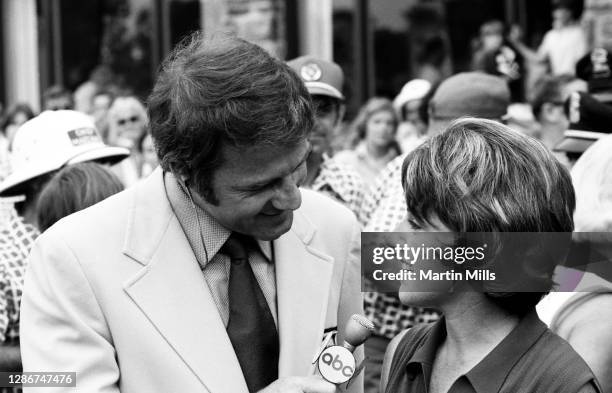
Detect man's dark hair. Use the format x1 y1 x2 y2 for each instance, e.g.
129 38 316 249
147 33 314 203
530 74 576 119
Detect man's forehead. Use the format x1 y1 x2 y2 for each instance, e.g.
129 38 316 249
218 140 309 182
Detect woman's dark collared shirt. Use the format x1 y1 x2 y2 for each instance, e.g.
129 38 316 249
385 310 601 393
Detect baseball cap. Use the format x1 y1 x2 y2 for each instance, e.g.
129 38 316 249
393 79 432 112
287 56 344 100
0 110 130 196
429 72 510 120
553 92 612 154
576 48 612 103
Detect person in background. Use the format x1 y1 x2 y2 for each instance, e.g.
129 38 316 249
572 135 612 233
575 48 612 105
91 89 116 143
362 72 511 231
107 95 148 150
42 85 74 111
73 65 116 115
1 103 35 149
543 46 612 393
530 74 587 165
381 118 601 393
136 132 158 178
287 56 366 219
554 48 612 165
510 0 587 77
334 98 400 190
360 72 511 393
107 95 149 186
392 79 431 154
537 133 612 393
0 110 128 373
36 162 124 232
0 103 35 180
472 20 525 102
553 91 612 167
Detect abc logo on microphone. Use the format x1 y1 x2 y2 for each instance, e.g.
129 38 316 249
317 345 356 384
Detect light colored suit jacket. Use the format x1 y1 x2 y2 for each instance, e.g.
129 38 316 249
20 169 364 393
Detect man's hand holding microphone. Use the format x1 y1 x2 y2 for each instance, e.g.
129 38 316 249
259 314 374 393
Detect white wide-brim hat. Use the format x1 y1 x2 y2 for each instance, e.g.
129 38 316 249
0 110 130 196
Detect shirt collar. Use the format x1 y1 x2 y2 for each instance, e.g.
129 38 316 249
465 310 547 393
258 240 273 261
163 172 273 266
405 309 547 393
405 316 446 390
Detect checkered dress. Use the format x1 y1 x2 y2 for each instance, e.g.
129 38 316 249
361 154 440 339
0 204 39 342
311 155 366 222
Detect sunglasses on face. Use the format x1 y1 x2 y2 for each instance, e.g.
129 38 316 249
117 116 140 126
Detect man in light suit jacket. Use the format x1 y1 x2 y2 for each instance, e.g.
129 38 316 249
20 33 363 393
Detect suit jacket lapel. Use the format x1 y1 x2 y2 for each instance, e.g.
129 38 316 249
122 169 248 393
275 209 335 377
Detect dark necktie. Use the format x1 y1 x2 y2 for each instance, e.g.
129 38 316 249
221 233 279 393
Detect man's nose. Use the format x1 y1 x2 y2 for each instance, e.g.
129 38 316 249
271 178 302 211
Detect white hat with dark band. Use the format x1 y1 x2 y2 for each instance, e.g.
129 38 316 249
0 110 129 196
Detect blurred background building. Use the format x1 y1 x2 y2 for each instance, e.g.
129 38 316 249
1 0 611 117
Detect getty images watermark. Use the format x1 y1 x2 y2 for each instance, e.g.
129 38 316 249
361 232 612 293
372 240 493 281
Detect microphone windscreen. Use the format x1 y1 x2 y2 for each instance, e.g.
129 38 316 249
344 314 375 347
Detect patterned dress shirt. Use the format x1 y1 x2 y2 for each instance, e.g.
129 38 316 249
0 203 39 342
163 173 277 327
311 155 366 223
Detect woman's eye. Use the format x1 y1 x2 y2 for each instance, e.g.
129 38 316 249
407 219 422 230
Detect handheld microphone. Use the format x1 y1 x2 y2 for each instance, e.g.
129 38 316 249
315 314 375 385
342 314 375 352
